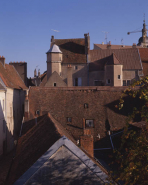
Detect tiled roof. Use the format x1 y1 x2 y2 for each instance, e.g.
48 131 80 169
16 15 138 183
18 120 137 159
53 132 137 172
106 53 121 65
6 113 76 185
139 48 148 77
53 38 86 64
94 43 141 49
39 73 47 87
139 48 148 61
27 86 128 142
0 63 27 90
89 48 142 71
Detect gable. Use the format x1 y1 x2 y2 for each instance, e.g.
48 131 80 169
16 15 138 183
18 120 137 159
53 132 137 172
13 136 109 185
45 71 67 87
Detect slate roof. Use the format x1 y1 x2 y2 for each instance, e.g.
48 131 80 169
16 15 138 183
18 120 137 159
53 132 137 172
7 113 109 185
0 62 27 90
53 38 86 64
89 48 142 71
47 44 62 53
94 43 141 50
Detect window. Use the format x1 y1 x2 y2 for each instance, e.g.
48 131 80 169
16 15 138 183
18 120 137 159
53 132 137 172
118 75 121 79
74 66 78 70
94 80 103 86
127 80 131 86
123 80 126 86
85 120 94 128
84 103 88 108
53 83 56 87
67 117 72 122
107 79 111 84
74 78 78 86
35 110 40 116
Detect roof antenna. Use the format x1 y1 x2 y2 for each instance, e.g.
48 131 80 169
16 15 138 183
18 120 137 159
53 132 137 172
144 13 145 23
121 38 124 45
51 29 60 39
102 31 109 44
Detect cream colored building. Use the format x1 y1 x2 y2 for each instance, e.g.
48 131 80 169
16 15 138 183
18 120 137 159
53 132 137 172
0 56 27 155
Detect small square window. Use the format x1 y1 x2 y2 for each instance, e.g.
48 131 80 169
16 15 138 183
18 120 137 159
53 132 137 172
107 79 110 84
54 83 56 87
35 110 40 116
67 117 72 122
118 75 121 79
85 120 94 128
74 66 78 70
84 103 89 108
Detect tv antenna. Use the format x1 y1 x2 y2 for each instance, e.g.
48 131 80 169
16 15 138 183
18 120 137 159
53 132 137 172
121 38 124 45
102 31 109 44
51 29 60 39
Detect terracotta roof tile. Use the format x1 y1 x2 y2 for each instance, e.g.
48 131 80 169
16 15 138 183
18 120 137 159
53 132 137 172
89 48 142 71
139 48 148 77
6 113 76 184
0 63 27 89
94 43 141 49
54 38 86 64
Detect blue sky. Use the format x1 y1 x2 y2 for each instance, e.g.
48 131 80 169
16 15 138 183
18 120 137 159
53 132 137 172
0 0 148 77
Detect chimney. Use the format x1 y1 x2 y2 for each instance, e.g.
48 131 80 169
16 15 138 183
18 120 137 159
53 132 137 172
84 33 90 55
67 65 73 87
107 41 111 49
0 56 5 67
51 35 55 44
80 118 94 157
34 69 37 77
80 135 94 157
132 43 137 48
24 91 29 119
38 69 40 78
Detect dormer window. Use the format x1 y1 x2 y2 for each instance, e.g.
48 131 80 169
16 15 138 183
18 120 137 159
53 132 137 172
35 110 40 116
85 120 94 128
84 103 88 108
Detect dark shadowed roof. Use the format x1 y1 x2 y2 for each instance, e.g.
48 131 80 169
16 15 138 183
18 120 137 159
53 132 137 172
94 43 141 50
0 63 27 90
53 38 86 64
6 113 76 185
106 53 121 65
89 48 142 71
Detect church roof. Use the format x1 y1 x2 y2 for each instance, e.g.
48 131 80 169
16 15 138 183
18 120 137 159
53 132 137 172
46 44 62 53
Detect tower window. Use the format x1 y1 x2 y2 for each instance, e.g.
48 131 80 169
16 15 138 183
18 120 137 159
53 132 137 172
54 83 56 87
118 75 121 79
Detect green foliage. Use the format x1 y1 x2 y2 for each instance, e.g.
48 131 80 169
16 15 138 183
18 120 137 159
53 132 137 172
114 77 148 185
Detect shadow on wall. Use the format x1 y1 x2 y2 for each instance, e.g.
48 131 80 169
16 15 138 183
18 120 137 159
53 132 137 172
105 95 145 122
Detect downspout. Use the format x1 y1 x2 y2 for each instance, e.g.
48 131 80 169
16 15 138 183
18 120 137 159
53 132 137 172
87 55 89 86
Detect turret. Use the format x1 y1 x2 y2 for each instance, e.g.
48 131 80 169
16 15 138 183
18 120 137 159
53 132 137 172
46 43 62 80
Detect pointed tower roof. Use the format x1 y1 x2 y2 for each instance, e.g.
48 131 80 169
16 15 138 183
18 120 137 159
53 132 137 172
106 53 121 65
46 44 62 54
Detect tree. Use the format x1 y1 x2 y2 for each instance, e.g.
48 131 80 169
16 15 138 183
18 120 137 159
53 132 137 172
114 77 148 185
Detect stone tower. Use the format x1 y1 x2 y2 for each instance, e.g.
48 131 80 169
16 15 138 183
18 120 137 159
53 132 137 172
46 44 62 80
